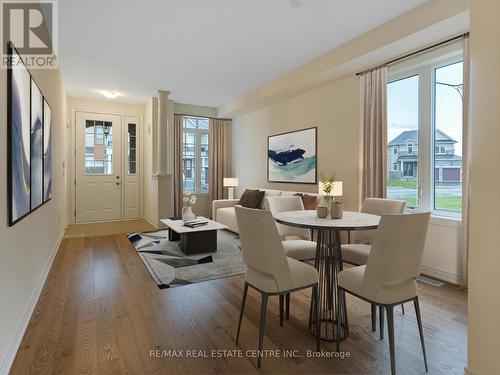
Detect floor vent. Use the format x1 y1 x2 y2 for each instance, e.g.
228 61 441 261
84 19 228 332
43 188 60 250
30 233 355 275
417 275 445 287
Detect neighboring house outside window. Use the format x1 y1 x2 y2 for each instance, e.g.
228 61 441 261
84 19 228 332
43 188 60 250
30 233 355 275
182 116 209 193
387 129 462 182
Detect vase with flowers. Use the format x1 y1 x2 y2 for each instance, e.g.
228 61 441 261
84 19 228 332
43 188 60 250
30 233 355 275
182 192 197 221
319 173 336 208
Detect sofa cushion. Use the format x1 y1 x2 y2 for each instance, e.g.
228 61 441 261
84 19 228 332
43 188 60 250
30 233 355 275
258 189 282 209
216 207 239 233
238 189 265 208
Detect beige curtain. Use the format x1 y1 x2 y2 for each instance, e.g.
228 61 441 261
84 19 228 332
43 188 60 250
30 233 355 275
209 118 231 217
461 36 471 287
360 66 388 200
173 114 183 217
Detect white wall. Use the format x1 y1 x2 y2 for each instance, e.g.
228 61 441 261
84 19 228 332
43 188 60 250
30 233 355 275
0 68 68 374
467 1 500 374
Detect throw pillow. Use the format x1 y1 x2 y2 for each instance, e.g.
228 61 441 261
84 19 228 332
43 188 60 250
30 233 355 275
238 189 265 208
302 194 318 210
293 193 318 210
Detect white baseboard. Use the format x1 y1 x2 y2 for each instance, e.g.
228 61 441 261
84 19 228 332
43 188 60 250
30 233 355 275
0 228 65 375
143 215 159 230
421 264 463 285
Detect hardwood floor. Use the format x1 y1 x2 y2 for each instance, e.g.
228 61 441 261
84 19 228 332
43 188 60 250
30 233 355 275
11 232 467 375
64 219 156 239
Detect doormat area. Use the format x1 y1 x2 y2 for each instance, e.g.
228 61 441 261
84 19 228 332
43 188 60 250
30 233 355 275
128 230 246 289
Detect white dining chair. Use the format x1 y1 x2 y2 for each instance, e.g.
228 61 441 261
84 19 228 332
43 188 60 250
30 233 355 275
336 212 430 375
234 206 320 367
341 197 405 334
266 196 317 261
266 196 318 321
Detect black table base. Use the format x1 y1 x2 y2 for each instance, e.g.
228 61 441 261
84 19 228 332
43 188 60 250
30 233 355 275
309 229 349 342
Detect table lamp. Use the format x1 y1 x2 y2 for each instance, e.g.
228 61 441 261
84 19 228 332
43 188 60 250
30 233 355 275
223 178 239 199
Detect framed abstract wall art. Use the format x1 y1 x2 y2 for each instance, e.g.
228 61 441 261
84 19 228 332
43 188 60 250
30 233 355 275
267 127 317 184
7 42 52 226
31 78 44 210
43 99 52 202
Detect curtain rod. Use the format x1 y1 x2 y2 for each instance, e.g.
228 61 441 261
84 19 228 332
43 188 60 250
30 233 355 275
356 32 469 77
174 113 232 121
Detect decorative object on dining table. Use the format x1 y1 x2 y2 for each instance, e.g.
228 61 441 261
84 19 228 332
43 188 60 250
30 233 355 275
182 192 197 221
330 201 343 219
316 206 328 218
223 177 239 199
267 127 317 184
318 173 343 208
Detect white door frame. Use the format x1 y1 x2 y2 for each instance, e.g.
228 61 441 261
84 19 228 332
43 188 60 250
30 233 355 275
70 108 143 224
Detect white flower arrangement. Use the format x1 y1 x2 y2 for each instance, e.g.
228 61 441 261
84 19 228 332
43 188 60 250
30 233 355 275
182 192 197 207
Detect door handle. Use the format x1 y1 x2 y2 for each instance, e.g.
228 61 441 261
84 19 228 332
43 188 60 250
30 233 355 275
116 176 120 179
116 182 121 186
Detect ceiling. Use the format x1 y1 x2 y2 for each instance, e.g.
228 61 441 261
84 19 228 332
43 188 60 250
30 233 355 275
59 0 430 107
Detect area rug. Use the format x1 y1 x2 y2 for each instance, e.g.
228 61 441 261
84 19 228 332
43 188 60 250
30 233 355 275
128 229 246 289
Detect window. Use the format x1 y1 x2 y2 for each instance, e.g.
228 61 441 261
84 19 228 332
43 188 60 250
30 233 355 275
387 75 419 208
434 61 463 212
387 50 463 216
182 116 209 193
85 120 113 175
393 148 398 155
128 123 137 174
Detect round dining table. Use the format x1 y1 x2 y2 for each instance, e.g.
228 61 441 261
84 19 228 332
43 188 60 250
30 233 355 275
274 210 380 342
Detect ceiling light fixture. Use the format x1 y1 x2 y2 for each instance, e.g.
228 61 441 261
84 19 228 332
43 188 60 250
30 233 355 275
290 0 303 8
102 90 120 99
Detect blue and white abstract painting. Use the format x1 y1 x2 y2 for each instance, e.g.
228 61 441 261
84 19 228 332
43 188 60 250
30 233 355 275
268 127 317 183
10 52 31 223
43 99 52 201
31 78 44 209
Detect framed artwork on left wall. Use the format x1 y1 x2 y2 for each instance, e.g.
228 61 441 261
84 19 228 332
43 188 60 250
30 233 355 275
7 42 52 226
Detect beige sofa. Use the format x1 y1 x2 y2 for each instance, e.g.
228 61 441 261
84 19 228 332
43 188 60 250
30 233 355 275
212 188 321 233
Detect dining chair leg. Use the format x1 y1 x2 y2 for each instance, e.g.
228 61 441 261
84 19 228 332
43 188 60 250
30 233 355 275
386 305 396 375
413 297 429 372
235 282 248 345
341 289 349 336
401 303 405 314
308 287 315 330
279 295 284 327
313 285 320 352
379 306 385 340
371 304 377 332
285 293 290 320
335 288 341 352
258 293 269 368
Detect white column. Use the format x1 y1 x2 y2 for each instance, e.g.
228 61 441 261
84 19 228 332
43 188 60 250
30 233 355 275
157 90 170 175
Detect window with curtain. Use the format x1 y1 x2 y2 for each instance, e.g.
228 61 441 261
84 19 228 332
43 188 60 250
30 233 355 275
182 116 209 193
387 48 463 217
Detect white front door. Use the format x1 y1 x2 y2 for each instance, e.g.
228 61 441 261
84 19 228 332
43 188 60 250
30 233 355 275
76 112 122 222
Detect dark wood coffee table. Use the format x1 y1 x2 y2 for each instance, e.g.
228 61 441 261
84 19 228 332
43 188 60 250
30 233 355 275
160 217 228 255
